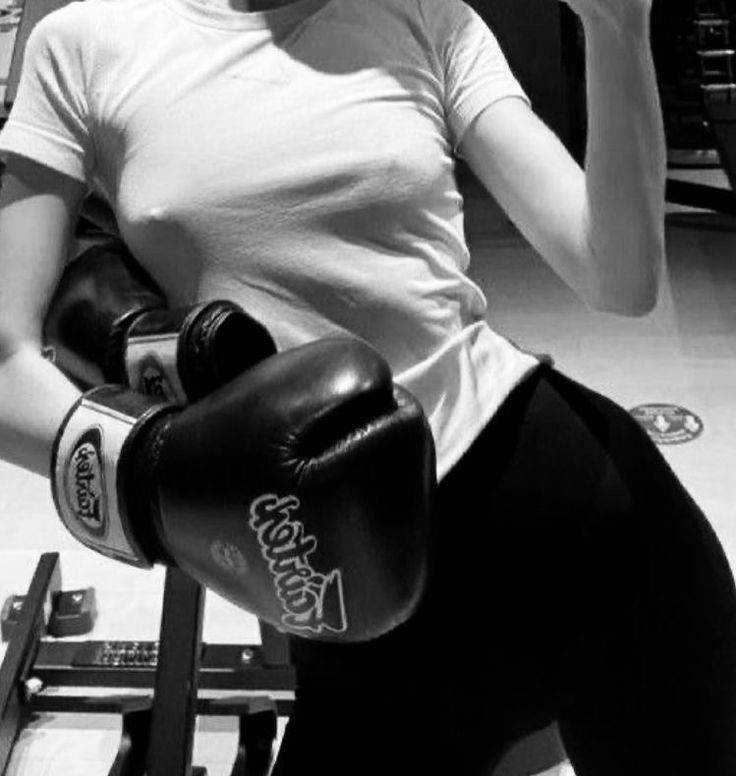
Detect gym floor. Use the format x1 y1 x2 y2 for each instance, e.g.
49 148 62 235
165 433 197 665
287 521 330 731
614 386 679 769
0 162 734 775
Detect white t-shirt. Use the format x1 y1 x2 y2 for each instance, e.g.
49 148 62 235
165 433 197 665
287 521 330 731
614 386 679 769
0 0 540 480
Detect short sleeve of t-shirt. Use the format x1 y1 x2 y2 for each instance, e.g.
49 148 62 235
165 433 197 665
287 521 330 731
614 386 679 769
0 4 94 183
426 0 530 147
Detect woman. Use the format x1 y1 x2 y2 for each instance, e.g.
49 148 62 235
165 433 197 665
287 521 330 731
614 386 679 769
0 0 734 773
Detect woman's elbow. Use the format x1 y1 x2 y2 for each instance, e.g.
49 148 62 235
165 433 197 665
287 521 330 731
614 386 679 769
592 286 659 317
586 245 665 318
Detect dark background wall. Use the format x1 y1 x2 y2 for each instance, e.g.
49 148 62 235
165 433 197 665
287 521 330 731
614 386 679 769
464 0 586 158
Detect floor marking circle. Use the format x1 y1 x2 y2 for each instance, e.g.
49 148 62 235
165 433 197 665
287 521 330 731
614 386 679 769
629 404 704 445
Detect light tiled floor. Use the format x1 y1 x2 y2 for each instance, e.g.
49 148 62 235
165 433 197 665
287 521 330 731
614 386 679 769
1 169 735 774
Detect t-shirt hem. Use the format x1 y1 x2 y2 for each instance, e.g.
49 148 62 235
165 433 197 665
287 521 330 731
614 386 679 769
436 356 541 483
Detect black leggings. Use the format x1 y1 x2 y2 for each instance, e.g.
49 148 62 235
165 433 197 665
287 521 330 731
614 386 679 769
274 365 736 776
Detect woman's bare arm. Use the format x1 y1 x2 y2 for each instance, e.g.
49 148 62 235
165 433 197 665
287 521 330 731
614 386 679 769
459 4 665 317
0 154 86 475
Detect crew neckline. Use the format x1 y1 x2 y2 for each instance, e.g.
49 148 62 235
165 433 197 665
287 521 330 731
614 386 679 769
163 0 334 30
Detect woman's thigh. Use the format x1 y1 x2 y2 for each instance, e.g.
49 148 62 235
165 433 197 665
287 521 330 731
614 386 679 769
274 366 736 776
536 375 736 775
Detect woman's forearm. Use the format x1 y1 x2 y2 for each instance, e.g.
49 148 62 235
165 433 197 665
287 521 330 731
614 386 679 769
0 346 80 476
581 9 667 314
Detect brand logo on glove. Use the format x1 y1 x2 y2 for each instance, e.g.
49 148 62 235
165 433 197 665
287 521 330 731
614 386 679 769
136 356 177 403
249 494 348 636
65 428 107 537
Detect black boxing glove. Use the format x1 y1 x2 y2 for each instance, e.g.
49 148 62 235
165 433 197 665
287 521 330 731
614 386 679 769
51 338 436 642
43 239 276 402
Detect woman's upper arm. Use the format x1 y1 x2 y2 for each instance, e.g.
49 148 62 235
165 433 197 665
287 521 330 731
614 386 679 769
457 97 594 302
0 153 86 356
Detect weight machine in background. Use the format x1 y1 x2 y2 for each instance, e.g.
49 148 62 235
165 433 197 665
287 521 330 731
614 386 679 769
654 0 736 215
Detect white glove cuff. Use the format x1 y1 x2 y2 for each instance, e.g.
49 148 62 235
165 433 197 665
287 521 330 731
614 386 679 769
51 387 168 567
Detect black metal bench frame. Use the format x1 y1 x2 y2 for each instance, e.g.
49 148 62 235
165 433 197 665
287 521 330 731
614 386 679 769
0 553 294 776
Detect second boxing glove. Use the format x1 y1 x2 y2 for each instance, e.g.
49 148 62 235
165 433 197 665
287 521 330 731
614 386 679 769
43 239 276 402
51 337 436 642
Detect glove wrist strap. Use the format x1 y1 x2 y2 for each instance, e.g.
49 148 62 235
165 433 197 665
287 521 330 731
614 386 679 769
125 309 191 404
51 386 173 567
